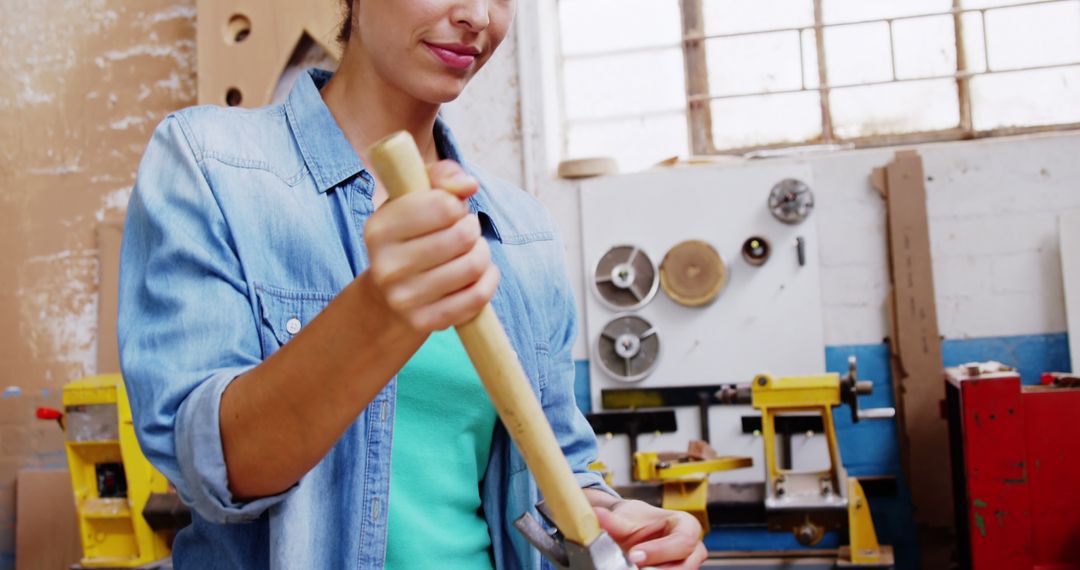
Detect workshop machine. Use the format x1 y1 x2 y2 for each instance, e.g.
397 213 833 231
591 358 895 567
578 162 829 486
37 374 187 569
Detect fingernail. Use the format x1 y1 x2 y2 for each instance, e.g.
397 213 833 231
450 172 476 188
629 550 646 563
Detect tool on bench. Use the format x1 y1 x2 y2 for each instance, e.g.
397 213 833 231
599 358 895 566
585 410 754 530
368 132 635 570
633 441 752 535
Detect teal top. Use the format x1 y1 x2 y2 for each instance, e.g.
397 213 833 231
386 328 498 569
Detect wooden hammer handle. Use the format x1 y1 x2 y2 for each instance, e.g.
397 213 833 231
368 132 602 546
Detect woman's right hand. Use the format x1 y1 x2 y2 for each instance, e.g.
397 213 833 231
363 160 500 332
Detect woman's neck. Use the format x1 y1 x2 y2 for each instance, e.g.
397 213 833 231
320 50 442 169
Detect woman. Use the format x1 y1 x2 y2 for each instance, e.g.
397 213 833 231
118 0 707 568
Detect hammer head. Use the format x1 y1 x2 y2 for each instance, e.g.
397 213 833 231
515 511 637 570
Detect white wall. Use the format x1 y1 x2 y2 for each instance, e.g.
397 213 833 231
540 131 1080 360
814 134 1078 346
441 29 526 188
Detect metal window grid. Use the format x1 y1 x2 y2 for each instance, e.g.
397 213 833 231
560 0 1080 155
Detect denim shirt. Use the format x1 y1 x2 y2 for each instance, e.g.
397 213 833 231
117 68 612 569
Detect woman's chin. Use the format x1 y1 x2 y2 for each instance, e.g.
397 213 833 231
416 80 470 105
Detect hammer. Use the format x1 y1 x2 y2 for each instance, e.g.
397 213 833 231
368 132 636 570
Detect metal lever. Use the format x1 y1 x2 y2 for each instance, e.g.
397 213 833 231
839 356 897 422
858 408 896 420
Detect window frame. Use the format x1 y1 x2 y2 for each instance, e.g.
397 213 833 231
555 0 1080 159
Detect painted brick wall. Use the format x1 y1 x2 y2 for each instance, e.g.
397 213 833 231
0 2 520 563
814 133 1079 347
0 1 196 566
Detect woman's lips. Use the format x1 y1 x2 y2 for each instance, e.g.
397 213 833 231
424 42 478 70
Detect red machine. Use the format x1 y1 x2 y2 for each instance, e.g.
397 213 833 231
946 362 1080 570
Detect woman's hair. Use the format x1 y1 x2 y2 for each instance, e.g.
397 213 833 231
337 0 354 45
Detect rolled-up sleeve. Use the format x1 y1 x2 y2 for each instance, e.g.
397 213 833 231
118 114 294 524
540 220 618 499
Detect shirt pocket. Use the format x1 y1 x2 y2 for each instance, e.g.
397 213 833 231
253 284 337 358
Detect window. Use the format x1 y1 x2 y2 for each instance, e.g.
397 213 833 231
558 0 1080 169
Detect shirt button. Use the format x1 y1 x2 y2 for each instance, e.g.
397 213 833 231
285 318 301 335
371 497 381 521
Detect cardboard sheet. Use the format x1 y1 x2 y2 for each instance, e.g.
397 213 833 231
15 469 81 570
97 219 124 374
1060 210 1080 373
873 151 954 566
196 0 341 106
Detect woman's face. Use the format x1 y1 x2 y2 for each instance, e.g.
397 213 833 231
350 0 516 103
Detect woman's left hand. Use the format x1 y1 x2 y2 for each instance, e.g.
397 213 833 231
592 498 708 569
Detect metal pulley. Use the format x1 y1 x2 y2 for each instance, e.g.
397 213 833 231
596 315 660 382
768 179 814 224
593 245 659 310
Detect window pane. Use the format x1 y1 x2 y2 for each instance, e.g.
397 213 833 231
824 21 894 86
563 49 686 121
703 0 814 35
984 2 1080 71
893 15 956 80
567 114 689 171
971 66 1080 130
801 29 821 89
831 79 960 138
960 11 988 74
706 31 804 97
823 0 951 24
559 0 682 56
711 91 822 149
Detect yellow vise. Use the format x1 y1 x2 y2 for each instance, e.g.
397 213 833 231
751 368 890 566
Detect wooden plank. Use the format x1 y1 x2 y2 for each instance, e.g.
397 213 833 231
15 469 81 570
874 151 955 567
1059 210 1080 372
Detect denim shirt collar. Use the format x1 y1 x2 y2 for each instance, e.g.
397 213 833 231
285 68 499 239
285 69 361 193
